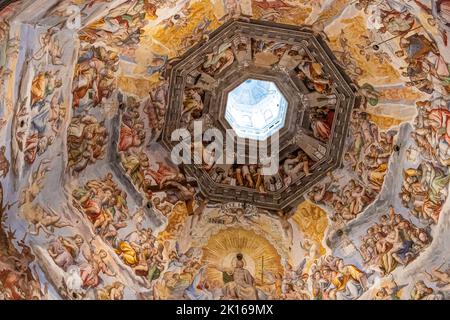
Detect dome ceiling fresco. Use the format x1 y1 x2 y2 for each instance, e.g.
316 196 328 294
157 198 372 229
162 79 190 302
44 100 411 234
0 0 449 301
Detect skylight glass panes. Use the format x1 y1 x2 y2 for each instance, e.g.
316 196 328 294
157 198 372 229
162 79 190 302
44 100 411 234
225 79 288 140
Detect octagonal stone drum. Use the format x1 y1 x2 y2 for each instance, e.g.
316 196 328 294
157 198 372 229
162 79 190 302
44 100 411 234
161 19 359 210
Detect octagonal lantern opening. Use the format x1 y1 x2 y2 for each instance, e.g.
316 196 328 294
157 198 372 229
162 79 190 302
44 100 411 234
225 78 288 141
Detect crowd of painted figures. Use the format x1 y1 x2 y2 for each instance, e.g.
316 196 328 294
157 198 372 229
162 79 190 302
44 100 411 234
305 110 396 223
72 46 119 110
307 178 376 222
79 0 157 50
67 0 163 175
67 115 108 174
377 0 450 228
66 44 121 174
72 173 130 243
11 27 67 168
0 184 48 299
69 172 170 290
2 0 450 300
294 49 336 142
306 255 370 300
69 172 207 294
359 206 431 275
209 148 313 193
309 120 394 222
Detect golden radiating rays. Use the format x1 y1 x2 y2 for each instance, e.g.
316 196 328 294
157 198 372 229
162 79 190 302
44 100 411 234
292 201 328 256
150 0 221 58
157 202 189 242
367 113 404 130
116 76 159 99
378 87 424 102
327 15 400 85
201 228 283 286
315 0 349 22
251 2 311 25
